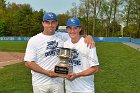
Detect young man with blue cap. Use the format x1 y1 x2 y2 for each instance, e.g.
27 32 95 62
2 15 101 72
24 12 95 93
64 18 99 93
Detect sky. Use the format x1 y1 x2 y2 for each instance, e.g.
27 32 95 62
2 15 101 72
6 0 80 14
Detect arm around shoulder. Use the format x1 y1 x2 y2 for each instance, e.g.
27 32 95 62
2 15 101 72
84 35 95 48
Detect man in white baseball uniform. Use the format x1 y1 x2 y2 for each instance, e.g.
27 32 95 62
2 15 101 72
24 12 95 93
64 18 99 93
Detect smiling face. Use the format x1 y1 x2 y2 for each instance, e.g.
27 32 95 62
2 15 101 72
42 20 58 35
66 26 81 43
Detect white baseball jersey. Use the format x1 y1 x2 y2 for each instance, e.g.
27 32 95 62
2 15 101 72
24 32 69 86
64 37 99 93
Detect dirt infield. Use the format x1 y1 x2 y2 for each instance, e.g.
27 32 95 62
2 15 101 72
0 52 25 68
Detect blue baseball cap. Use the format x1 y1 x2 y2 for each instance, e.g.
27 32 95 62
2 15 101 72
66 18 81 27
43 12 57 21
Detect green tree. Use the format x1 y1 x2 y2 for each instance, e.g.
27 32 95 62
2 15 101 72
0 19 6 36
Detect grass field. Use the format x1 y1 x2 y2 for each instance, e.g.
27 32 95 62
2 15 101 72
95 42 140 93
0 41 27 52
0 41 140 93
0 63 32 93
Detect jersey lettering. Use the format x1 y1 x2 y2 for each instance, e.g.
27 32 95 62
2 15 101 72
69 49 81 66
45 40 60 57
69 59 81 66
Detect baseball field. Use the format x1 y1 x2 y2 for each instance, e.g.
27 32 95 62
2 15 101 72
0 41 140 93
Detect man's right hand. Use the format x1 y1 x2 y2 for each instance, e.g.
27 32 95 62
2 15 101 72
47 70 58 77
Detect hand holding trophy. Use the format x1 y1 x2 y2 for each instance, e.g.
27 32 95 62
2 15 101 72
54 48 73 77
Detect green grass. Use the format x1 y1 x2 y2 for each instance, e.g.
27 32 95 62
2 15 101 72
0 63 32 93
95 42 140 93
0 42 140 93
0 41 27 52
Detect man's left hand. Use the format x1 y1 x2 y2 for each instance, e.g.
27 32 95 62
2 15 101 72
84 35 95 48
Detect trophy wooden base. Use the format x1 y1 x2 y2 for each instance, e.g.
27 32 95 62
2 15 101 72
54 65 72 75
54 73 70 77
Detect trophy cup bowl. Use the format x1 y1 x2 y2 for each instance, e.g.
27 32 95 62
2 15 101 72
54 48 73 75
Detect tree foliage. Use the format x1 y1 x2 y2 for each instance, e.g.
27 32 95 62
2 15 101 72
0 1 44 36
65 0 140 38
0 0 140 38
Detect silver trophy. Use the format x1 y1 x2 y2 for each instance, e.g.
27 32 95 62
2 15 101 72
54 48 73 74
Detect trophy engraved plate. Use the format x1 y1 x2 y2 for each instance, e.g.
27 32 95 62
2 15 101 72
54 48 73 75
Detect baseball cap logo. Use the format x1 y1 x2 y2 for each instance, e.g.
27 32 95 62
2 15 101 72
70 19 76 23
66 18 81 27
43 12 57 21
48 13 54 18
